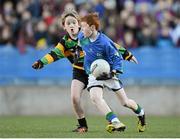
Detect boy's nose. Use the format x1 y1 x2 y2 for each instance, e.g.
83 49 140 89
70 24 74 27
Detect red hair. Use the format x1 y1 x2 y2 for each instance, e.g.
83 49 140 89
81 13 100 30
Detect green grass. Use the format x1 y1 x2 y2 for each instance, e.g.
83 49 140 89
0 116 179 138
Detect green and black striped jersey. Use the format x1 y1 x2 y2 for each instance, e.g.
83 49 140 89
40 34 133 70
41 34 84 70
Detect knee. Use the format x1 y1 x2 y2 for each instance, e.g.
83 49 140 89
90 93 100 104
90 94 97 104
71 93 80 104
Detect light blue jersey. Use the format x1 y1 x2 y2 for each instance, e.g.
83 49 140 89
78 31 123 74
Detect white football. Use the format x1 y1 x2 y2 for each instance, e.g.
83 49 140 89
90 59 110 78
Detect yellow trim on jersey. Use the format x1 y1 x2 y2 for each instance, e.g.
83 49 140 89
79 51 84 57
55 43 65 55
125 52 132 60
125 55 131 60
64 51 72 57
44 54 54 64
73 64 84 70
114 42 121 49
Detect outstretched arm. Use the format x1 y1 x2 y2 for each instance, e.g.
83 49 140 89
114 42 138 64
32 43 65 69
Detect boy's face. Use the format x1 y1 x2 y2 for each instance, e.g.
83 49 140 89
64 16 80 36
81 21 93 38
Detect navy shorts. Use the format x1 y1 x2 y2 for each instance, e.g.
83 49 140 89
73 68 88 89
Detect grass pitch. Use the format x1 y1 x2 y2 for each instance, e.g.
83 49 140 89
0 116 179 138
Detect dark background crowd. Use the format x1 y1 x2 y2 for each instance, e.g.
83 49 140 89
0 0 179 53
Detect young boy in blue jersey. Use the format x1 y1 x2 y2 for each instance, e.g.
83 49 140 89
79 13 146 133
32 9 139 133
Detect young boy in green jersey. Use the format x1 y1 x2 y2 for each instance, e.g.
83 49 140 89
32 9 138 133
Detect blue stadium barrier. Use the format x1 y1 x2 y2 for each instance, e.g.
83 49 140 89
0 46 72 85
0 45 180 85
121 47 180 85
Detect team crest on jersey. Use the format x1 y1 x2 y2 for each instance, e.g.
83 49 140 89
97 53 102 57
114 52 120 56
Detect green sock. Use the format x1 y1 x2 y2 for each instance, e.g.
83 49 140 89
134 104 142 114
106 112 118 122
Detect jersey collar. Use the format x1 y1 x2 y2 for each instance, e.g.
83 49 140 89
89 32 100 42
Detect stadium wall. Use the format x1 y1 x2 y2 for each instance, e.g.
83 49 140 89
0 46 180 86
0 85 180 116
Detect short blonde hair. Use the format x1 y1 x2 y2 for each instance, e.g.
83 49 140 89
60 9 80 27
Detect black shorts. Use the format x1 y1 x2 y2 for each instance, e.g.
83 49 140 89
72 68 88 89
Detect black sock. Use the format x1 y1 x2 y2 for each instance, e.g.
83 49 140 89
78 118 88 128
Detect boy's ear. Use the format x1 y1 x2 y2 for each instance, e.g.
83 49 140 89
63 26 66 31
90 25 96 30
77 24 80 28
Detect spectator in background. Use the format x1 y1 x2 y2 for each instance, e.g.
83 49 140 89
16 10 35 53
27 0 41 18
137 25 156 47
124 0 135 14
47 24 61 46
170 21 180 47
42 9 55 26
0 0 179 50
0 1 15 45
123 13 139 46
0 24 13 45
135 1 153 27
123 30 138 48
156 21 174 48
34 20 48 49
93 0 105 17
3 1 14 16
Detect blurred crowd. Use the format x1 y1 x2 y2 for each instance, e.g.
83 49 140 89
0 0 179 53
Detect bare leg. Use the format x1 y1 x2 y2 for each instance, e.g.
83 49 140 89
115 88 138 110
71 79 88 132
89 87 112 115
89 87 126 132
115 88 146 132
71 79 85 119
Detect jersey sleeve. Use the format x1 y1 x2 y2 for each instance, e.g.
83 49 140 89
40 40 65 65
105 40 123 73
114 42 133 61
